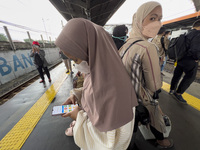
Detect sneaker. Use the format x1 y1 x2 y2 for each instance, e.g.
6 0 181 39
173 93 187 104
49 78 51 82
66 70 70 74
39 80 45 83
169 90 175 95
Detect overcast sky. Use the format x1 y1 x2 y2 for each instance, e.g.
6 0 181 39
0 0 196 39
107 0 195 24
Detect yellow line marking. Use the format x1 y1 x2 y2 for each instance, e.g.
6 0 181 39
0 72 67 150
162 82 200 111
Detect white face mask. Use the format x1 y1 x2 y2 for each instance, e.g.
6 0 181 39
75 60 90 74
142 21 162 38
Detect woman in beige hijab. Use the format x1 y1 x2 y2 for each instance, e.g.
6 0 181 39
119 1 173 149
55 18 138 150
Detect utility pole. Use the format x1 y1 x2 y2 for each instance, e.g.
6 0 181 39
42 18 48 42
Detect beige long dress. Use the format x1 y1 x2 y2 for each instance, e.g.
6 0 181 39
70 88 135 150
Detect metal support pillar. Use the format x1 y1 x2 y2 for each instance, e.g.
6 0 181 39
27 31 32 47
40 34 45 47
3 26 16 50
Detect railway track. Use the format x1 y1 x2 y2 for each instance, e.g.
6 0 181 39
0 75 40 105
0 61 62 105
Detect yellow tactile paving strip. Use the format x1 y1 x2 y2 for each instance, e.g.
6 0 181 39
162 82 200 111
0 72 67 150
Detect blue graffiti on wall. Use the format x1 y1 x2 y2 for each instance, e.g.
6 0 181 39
0 53 33 76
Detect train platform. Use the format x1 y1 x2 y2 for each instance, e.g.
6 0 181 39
0 62 200 150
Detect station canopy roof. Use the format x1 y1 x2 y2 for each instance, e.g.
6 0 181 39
50 0 200 30
162 12 200 30
49 0 125 26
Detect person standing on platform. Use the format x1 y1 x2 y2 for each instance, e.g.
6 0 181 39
160 30 171 75
30 41 51 83
119 1 173 149
112 25 128 50
55 18 138 150
59 49 73 74
152 26 166 75
169 19 200 104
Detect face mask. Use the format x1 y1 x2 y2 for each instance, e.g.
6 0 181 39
75 60 90 74
123 36 127 41
142 21 162 38
112 35 127 42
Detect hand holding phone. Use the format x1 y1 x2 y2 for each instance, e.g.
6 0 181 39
62 95 77 105
62 105 81 120
52 104 78 116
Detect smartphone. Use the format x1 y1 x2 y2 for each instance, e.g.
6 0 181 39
52 104 78 116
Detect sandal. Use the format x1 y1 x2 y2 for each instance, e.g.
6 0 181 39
156 138 174 149
65 127 73 136
65 121 76 136
70 120 76 128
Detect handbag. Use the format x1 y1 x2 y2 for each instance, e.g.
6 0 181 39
139 115 172 140
136 103 150 125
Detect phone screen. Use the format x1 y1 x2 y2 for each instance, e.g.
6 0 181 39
52 104 78 116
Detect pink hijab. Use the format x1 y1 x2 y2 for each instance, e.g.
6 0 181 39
55 18 138 132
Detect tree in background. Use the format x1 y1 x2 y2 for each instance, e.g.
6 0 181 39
37 40 44 44
0 33 8 41
24 39 49 44
24 38 34 43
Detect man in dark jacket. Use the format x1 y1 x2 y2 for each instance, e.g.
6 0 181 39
112 25 128 50
30 41 51 83
169 19 200 104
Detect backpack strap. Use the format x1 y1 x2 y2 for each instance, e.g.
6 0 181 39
121 40 143 59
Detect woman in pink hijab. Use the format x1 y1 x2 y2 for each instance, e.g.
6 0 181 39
55 18 138 150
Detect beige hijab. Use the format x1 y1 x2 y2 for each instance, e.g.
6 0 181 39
55 18 138 132
129 1 161 41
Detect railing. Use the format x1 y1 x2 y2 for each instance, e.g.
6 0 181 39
0 20 57 50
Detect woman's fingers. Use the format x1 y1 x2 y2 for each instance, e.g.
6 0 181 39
62 106 81 120
62 95 77 105
62 97 72 105
62 112 71 117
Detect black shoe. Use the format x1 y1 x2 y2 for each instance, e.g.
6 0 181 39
173 93 187 104
169 90 175 95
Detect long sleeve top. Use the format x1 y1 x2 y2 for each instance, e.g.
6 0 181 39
30 49 48 68
119 38 166 133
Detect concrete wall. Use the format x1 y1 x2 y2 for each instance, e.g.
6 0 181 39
0 47 61 85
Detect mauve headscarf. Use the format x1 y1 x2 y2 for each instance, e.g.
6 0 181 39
129 1 161 41
55 18 138 132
